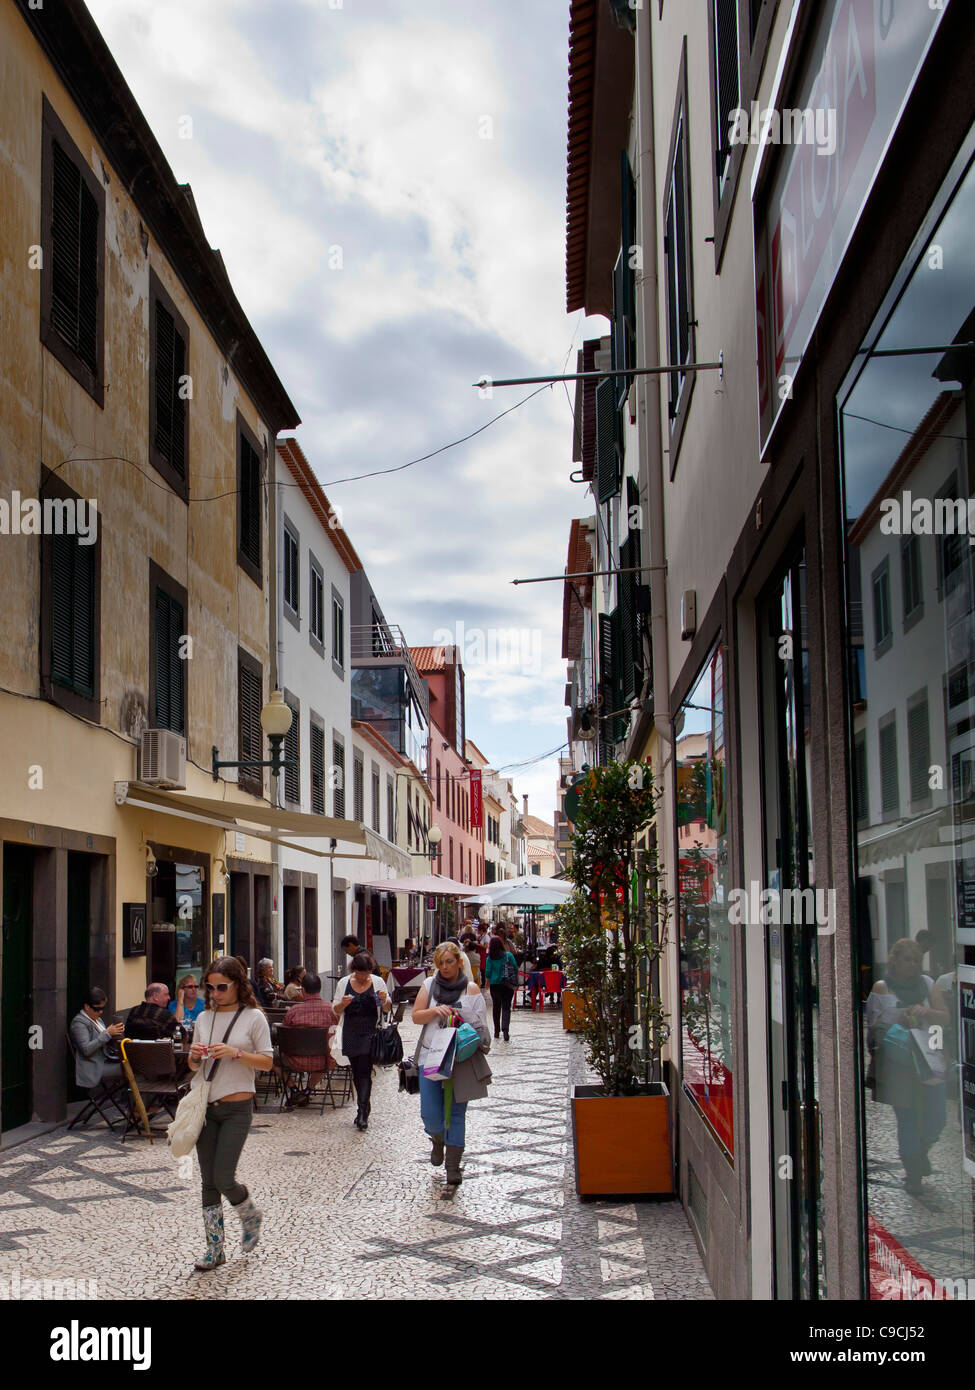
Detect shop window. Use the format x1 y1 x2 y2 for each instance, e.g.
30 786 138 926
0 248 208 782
676 642 733 1157
840 146 975 1299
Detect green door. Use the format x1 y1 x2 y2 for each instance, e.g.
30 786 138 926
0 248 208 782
2 844 34 1131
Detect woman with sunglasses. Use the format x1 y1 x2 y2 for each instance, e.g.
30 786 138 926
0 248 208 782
170 974 205 1027
187 957 273 1271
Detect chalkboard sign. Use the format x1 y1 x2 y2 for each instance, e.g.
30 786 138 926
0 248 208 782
123 902 147 958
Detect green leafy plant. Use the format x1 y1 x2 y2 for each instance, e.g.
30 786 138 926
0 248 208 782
556 760 670 1096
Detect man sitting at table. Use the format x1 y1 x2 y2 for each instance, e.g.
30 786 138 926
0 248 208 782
126 983 181 1040
280 973 337 1107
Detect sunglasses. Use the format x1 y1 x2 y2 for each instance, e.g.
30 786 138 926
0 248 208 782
91 1004 106 1012
204 982 232 993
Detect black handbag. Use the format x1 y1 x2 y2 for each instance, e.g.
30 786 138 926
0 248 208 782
372 1016 404 1068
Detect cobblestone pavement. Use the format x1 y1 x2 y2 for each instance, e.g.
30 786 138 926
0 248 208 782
0 1009 712 1300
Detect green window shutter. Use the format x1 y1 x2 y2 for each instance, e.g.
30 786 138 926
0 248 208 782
238 659 263 793
618 537 638 704
51 140 99 372
239 436 261 569
596 378 620 503
311 723 325 814
153 589 185 733
51 531 95 696
284 701 300 804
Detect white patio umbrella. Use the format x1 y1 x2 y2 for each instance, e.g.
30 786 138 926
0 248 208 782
472 880 574 907
464 874 571 902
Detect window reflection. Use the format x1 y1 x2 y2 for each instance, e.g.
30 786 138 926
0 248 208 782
677 644 733 1156
842 153 975 1298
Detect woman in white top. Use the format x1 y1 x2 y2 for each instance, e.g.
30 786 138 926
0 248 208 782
186 956 273 1271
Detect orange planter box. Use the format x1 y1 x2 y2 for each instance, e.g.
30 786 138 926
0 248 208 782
562 987 591 1031
571 1084 674 1196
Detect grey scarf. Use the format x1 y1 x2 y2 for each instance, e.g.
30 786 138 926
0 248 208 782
430 971 468 1006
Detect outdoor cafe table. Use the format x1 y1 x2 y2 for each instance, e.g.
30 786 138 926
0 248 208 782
527 970 566 1010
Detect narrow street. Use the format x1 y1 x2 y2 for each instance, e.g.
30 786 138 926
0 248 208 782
0 1012 710 1301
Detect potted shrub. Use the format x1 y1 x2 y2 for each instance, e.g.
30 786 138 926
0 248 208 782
557 759 673 1196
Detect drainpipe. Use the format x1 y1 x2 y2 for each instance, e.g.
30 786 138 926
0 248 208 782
268 433 282 968
634 5 676 1089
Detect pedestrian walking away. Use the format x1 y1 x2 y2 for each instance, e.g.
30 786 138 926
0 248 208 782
484 934 517 1041
332 952 391 1130
186 957 273 1272
412 941 492 1188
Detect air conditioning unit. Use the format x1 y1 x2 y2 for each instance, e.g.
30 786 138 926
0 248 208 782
139 730 186 789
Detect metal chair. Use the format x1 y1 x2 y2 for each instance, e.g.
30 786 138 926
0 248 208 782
65 1033 128 1131
118 1039 188 1142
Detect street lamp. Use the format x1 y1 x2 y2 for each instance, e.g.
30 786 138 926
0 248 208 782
212 689 296 781
425 825 443 861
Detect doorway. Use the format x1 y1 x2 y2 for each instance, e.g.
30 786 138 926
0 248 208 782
758 546 824 1299
66 852 92 1102
1 844 34 1131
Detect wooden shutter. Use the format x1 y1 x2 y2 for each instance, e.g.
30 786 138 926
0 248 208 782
311 722 325 814
51 531 95 696
332 740 345 818
239 436 261 569
714 0 740 179
908 699 930 803
595 378 620 503
50 140 99 371
581 340 597 482
353 753 364 821
153 301 186 477
238 658 263 793
153 588 184 733
283 701 300 804
879 719 898 816
854 735 869 826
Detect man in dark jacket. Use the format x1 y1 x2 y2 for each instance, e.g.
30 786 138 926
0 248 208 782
126 983 180 1040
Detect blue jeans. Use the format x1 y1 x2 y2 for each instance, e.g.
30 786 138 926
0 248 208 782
420 1074 468 1147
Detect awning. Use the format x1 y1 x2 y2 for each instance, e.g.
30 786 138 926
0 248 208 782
114 781 411 875
856 806 952 869
357 873 472 895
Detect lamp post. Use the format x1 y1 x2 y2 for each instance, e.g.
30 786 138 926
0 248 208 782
212 690 296 784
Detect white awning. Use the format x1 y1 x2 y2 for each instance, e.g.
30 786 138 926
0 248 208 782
114 781 411 875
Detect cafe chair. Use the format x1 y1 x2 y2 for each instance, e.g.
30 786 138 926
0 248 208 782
543 970 565 1006
65 1033 128 1132
276 1025 333 1113
119 1039 188 1143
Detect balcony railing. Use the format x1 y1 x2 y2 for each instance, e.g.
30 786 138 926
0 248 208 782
350 623 424 697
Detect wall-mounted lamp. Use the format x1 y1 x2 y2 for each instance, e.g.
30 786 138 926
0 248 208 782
141 841 158 878
212 690 296 782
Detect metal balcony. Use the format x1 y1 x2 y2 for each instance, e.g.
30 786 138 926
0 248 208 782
349 623 424 695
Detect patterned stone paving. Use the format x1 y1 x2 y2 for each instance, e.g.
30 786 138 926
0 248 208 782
0 1009 712 1300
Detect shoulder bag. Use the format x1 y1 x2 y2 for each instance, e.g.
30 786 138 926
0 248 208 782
373 990 405 1068
398 975 437 1095
167 1006 245 1158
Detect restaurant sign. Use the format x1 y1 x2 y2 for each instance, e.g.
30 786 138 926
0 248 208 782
755 0 949 452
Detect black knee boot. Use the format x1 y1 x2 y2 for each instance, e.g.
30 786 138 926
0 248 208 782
355 1068 372 1129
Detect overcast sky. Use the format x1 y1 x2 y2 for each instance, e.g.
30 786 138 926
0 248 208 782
86 0 602 826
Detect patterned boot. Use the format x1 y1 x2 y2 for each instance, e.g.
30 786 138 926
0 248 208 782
445 1145 464 1186
231 1189 263 1253
194 1205 225 1272
430 1132 445 1167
